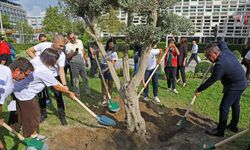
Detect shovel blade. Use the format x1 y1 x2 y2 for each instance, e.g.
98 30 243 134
176 116 187 128
97 115 116 126
202 144 216 150
23 138 45 150
108 99 120 112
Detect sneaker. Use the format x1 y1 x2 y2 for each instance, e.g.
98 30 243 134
172 89 179 94
144 97 149 102
31 134 47 141
154 96 160 103
183 83 187 88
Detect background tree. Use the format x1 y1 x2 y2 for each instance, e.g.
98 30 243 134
15 20 33 43
98 8 125 37
2 15 11 29
62 0 193 137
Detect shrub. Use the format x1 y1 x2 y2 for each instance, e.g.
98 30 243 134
233 50 242 60
194 61 212 74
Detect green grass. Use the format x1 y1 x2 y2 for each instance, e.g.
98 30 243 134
1 50 249 149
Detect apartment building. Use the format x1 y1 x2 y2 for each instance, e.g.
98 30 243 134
170 0 250 44
0 0 26 27
101 0 250 44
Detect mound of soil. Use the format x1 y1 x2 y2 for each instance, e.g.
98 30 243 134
47 100 238 150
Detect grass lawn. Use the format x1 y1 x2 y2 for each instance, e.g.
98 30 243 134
1 74 249 150
0 50 249 149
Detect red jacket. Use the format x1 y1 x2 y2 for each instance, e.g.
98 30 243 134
164 46 178 67
0 41 11 55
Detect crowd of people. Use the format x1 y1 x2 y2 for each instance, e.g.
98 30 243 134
0 33 249 149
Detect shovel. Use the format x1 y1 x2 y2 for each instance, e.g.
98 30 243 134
176 63 213 128
94 56 120 112
2 122 48 150
73 96 116 126
203 124 250 150
137 48 169 99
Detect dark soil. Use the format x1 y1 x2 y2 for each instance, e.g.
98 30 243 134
47 100 240 150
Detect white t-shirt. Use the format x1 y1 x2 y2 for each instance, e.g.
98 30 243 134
14 57 59 101
0 65 14 105
33 42 66 76
65 39 84 57
101 51 118 65
34 42 52 56
245 50 250 60
147 48 160 70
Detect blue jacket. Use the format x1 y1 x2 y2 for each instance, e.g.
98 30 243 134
197 46 248 93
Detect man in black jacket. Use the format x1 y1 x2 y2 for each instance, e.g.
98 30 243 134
195 43 248 137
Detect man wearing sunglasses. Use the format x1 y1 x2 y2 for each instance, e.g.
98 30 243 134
0 57 34 150
195 43 247 137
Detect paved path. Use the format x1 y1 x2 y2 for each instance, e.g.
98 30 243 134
114 58 197 72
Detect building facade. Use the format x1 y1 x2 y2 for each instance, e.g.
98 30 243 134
101 0 250 44
0 0 26 27
27 12 45 30
170 0 250 44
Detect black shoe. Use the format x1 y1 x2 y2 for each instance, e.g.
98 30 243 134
205 129 224 137
226 124 239 133
40 114 47 123
59 116 68 126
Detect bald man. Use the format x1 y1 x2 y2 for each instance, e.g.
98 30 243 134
26 35 69 125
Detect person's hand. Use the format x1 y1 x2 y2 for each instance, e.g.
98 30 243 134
63 85 69 91
0 118 4 126
0 140 4 150
142 82 147 88
85 62 89 68
68 91 76 99
183 60 187 66
195 90 201 96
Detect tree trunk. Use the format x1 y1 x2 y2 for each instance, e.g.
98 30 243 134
120 83 146 136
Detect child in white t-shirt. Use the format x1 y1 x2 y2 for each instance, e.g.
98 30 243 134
100 39 118 105
142 42 163 103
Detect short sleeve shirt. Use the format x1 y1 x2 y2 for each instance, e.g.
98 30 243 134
147 48 160 70
33 42 65 76
14 58 59 101
34 42 52 56
101 51 118 65
0 65 14 105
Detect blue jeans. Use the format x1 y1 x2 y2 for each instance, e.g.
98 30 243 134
143 68 159 97
217 90 244 134
133 54 139 76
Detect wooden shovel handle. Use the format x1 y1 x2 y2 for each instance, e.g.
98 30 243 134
94 57 112 100
215 128 249 148
2 122 25 141
73 97 97 118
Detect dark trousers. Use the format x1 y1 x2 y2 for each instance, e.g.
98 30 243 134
144 68 159 97
164 67 177 89
39 76 65 111
38 86 50 106
90 58 98 77
187 53 199 65
64 63 73 86
217 90 244 133
177 66 186 83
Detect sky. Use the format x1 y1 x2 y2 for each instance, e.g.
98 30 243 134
9 0 59 16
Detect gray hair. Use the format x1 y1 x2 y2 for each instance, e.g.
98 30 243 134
205 43 220 54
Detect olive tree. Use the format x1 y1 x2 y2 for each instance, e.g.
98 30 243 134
62 0 193 136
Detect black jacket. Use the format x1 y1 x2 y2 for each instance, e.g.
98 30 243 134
197 44 248 93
